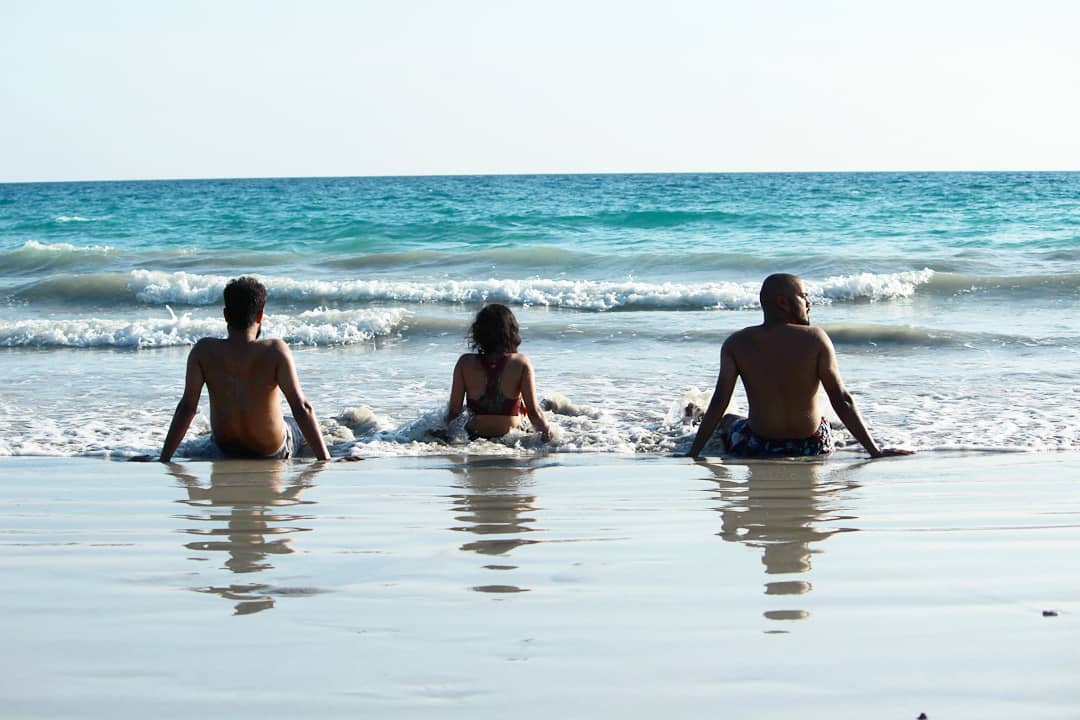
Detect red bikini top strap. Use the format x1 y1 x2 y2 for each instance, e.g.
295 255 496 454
481 354 510 393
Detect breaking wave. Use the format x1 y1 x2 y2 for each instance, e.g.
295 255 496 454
0 307 411 349
5 268 937 311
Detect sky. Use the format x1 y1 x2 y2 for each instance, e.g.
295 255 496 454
2 0 1079 182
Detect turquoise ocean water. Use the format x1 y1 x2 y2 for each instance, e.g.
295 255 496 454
2 172 1079 456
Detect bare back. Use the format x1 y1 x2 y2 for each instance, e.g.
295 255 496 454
458 353 528 401
455 353 528 437
193 337 288 455
726 324 829 439
446 351 556 440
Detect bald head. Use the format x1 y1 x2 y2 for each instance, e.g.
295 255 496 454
759 273 809 324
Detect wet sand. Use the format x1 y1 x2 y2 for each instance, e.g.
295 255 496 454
0 453 1077 718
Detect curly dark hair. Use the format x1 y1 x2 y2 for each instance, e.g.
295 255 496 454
468 303 521 355
223 276 267 330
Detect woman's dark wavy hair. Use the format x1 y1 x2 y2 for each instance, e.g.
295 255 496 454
223 276 267 330
468 303 521 355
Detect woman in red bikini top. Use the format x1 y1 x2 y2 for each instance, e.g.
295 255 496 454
447 303 551 441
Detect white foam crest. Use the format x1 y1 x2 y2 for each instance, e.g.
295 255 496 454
268 307 411 346
18 240 116 254
0 314 225 349
128 269 935 311
54 215 105 223
0 307 410 348
813 269 935 302
127 269 760 310
129 270 225 305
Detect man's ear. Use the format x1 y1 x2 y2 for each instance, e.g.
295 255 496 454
775 294 790 313
256 309 264 324
223 308 230 323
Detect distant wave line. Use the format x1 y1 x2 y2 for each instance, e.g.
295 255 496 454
121 268 937 311
14 267 1080 312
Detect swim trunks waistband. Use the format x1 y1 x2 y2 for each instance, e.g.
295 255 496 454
722 417 834 458
212 416 304 459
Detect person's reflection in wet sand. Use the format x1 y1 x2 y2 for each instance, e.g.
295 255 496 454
446 459 542 594
701 459 861 627
168 460 326 615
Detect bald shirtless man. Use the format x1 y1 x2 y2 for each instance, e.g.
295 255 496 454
156 277 330 462
688 273 912 460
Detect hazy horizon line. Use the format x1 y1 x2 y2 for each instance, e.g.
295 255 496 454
5 168 1080 186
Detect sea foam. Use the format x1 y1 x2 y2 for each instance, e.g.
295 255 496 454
19 240 114 253
0 307 411 348
125 269 936 311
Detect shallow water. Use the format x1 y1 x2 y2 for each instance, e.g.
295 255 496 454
1 454 1077 717
2 172 1080 456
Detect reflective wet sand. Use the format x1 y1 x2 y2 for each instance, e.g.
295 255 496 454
0 453 1077 718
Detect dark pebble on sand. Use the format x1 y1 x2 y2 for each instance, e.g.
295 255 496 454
1043 610 1059 617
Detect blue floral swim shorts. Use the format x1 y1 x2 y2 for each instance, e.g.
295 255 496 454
722 417 834 458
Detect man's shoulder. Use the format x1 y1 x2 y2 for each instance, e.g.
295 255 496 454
785 324 831 346
730 323 830 346
804 324 832 342
190 337 223 354
727 326 757 340
726 325 766 345
260 338 292 358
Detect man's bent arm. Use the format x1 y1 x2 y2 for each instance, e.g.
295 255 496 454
825 386 882 457
275 342 331 460
688 340 739 458
288 397 331 461
160 344 206 462
816 331 890 458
